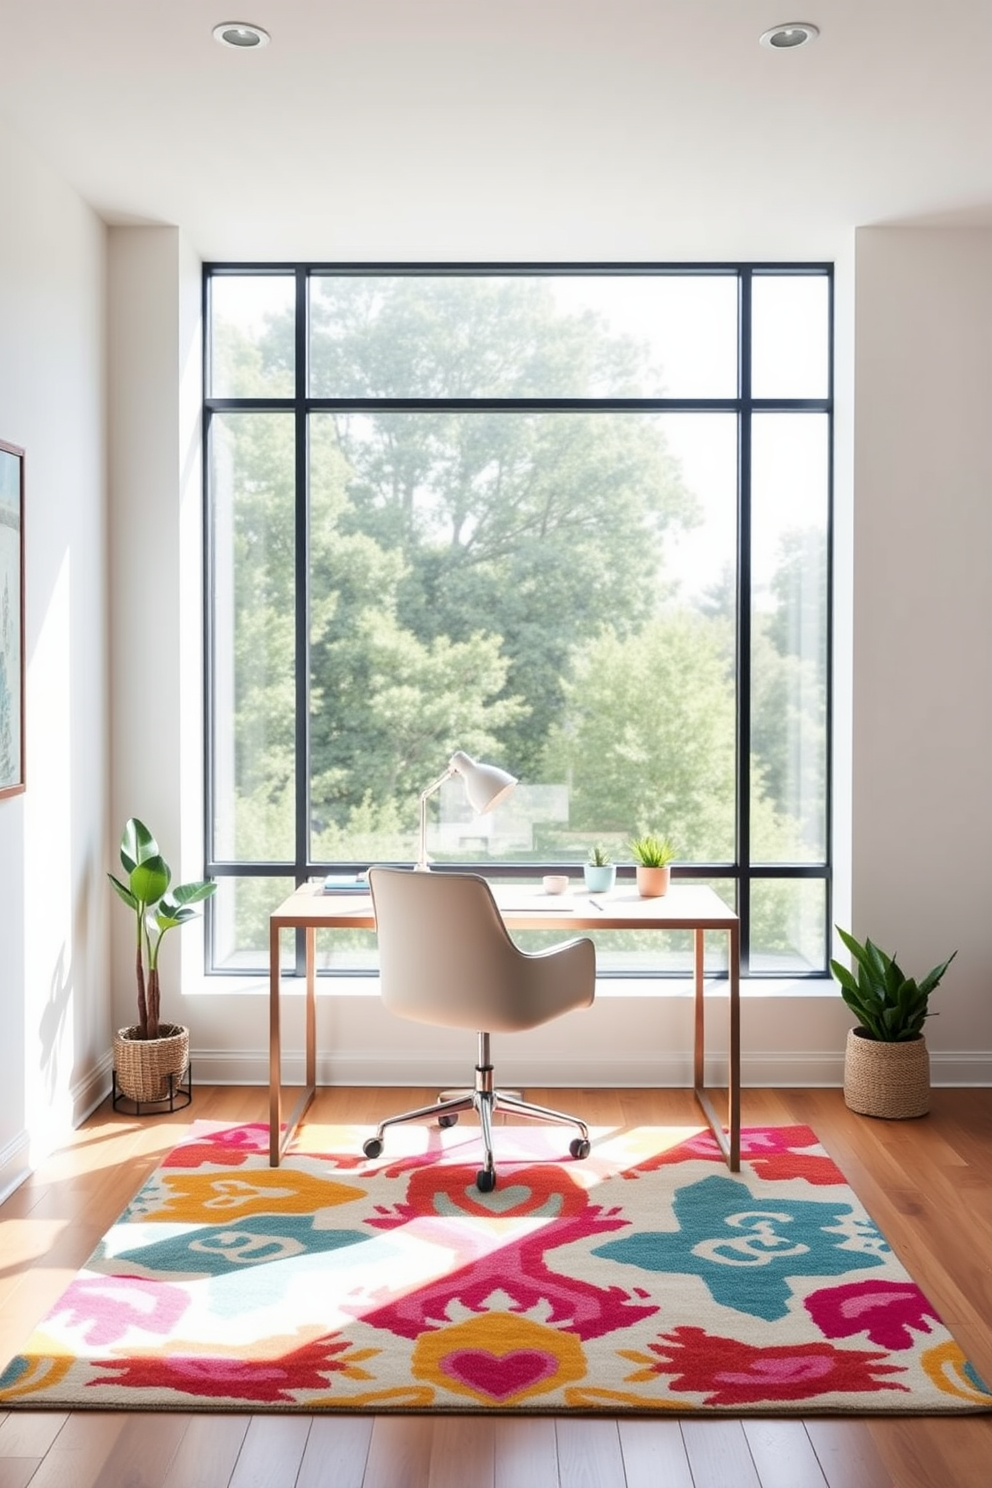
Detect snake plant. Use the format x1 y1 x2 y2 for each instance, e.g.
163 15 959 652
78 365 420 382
831 926 956 1042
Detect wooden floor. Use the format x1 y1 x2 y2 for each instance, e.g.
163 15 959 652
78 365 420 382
2 1084 991 1488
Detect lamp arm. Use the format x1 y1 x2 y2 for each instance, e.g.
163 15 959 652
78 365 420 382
416 766 454 871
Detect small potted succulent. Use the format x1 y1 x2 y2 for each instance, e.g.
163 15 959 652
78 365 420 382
831 926 956 1119
109 817 216 1104
628 833 677 897
583 844 616 894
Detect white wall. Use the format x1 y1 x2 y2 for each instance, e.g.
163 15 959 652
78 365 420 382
0 118 109 1198
852 227 992 1064
107 227 205 1035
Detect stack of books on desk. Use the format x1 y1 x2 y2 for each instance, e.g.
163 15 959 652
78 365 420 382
322 874 369 894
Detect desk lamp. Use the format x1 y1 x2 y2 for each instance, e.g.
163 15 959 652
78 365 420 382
416 751 517 871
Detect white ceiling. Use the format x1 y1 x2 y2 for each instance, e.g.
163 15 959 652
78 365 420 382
2 0 991 262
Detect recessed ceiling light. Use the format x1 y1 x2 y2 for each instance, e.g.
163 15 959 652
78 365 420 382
213 22 270 49
759 22 819 50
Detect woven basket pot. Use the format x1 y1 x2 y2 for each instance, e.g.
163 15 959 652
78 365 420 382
843 1027 930 1119
113 1023 190 1104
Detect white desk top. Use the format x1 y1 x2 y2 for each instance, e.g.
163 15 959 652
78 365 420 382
270 878 737 933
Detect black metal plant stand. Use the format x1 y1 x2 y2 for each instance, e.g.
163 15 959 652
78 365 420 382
112 1063 193 1115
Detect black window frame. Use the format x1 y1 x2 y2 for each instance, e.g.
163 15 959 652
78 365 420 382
202 261 834 981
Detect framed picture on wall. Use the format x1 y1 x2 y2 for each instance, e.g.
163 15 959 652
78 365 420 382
0 439 25 800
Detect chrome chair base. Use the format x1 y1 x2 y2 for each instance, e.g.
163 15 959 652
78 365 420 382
362 1033 590 1192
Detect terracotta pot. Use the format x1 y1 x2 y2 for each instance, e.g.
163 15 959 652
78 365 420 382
843 1027 930 1119
113 1023 190 1104
635 864 671 898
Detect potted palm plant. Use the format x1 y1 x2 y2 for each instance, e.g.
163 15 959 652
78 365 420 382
831 926 956 1119
628 833 677 897
109 817 216 1104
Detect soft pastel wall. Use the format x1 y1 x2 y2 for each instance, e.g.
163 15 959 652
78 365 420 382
852 227 992 1066
107 226 205 1035
0 117 109 1199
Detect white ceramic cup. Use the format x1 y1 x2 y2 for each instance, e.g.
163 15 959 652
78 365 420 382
542 874 569 895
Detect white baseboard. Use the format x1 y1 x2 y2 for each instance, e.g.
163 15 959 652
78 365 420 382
0 1128 31 1206
0 1055 115 1206
926 1051 992 1086
74 1051 114 1124
190 1046 992 1089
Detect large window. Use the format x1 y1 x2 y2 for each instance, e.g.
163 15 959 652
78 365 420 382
204 265 832 978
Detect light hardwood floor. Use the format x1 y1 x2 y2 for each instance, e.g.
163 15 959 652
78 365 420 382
2 1084 991 1488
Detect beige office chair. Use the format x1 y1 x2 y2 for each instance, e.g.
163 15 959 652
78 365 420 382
364 866 596 1192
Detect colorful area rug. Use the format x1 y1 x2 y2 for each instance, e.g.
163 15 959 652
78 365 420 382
2 1121 990 1415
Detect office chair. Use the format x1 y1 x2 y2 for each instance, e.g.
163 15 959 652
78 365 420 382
363 866 596 1192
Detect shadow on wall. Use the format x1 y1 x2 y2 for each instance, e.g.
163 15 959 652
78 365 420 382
38 857 95 1101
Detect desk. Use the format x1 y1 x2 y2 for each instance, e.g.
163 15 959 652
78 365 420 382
268 881 740 1170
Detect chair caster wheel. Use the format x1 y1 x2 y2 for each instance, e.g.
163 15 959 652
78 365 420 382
438 1113 459 1129
570 1137 591 1160
363 1137 383 1158
476 1168 496 1193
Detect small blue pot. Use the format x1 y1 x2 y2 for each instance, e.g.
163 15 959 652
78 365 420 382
583 863 616 893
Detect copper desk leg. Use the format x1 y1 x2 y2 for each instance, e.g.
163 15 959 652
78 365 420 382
269 923 318 1166
692 925 741 1172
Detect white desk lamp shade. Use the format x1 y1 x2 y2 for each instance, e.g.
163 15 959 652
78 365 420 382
449 751 517 814
416 751 518 870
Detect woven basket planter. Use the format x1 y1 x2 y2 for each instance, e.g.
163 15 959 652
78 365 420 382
113 1023 190 1104
843 1027 930 1119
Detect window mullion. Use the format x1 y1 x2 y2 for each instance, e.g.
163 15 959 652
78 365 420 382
737 271 753 975
293 268 309 973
